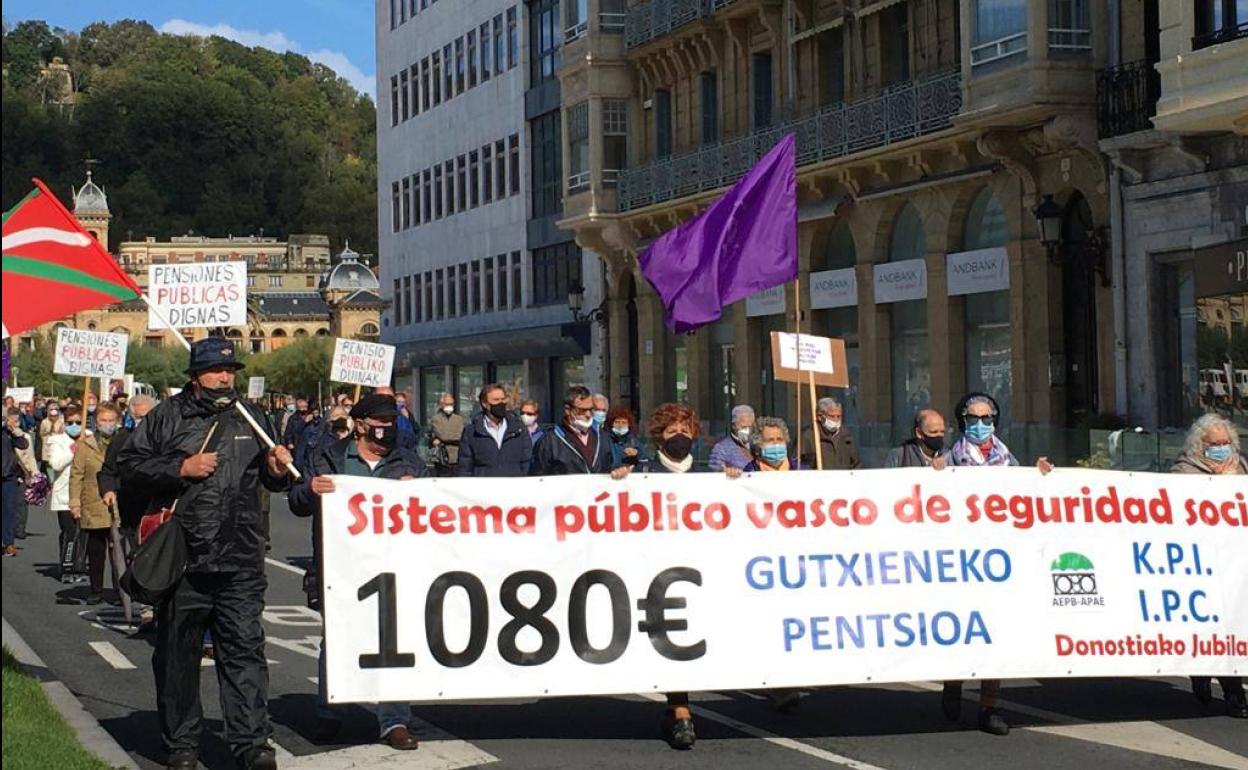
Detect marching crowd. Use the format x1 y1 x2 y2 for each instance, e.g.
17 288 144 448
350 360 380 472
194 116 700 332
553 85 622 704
2 335 1245 769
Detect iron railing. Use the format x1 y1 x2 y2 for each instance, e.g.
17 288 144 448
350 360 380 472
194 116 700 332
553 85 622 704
1193 20 1248 50
970 31 1027 66
618 70 962 211
1095 59 1159 138
624 0 739 49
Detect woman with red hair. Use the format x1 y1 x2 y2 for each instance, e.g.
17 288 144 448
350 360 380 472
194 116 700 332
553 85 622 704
605 405 644 469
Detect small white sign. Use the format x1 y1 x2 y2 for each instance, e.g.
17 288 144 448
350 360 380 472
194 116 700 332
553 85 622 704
745 284 787 317
247 376 266 400
147 262 248 330
809 268 858 310
7 387 34 404
775 332 836 374
53 328 128 379
947 247 1010 296
872 258 927 304
331 338 396 388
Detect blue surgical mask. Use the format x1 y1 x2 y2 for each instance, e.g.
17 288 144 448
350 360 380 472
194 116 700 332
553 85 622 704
286 404 296 413
1204 445 1235 464
612 426 629 437
592 410 607 426
964 421 995 443
760 444 788 465
65 424 82 438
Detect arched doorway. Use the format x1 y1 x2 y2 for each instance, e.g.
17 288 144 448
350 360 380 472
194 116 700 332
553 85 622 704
1060 192 1099 429
962 187 1012 428
889 202 929 440
812 220 860 429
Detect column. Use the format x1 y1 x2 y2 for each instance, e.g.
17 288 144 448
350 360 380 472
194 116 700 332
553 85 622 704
635 277 671 418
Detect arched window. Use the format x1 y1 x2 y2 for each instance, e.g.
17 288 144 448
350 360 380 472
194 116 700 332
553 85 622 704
270 328 287 337
815 220 857 272
315 328 330 336
226 328 243 338
962 187 1012 428
812 220 860 429
111 327 128 335
356 322 381 341
87 322 97 330
888 202 929 439
963 188 1006 250
293 328 309 337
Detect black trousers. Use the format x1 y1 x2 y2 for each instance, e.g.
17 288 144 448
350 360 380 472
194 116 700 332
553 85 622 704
154 570 270 759
56 509 81 578
85 528 110 594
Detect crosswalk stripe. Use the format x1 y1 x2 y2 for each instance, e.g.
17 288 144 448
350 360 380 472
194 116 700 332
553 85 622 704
88 641 136 670
265 557 307 576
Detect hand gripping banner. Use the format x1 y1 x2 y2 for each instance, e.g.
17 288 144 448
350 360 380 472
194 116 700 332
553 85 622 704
320 468 1247 703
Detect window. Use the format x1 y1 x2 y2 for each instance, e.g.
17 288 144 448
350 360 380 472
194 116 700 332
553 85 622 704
390 75 400 126
469 151 480 207
448 264 458 317
495 139 507 198
752 53 773 128
400 0 407 24
421 58 431 110
269 275 283 288
422 169 432 222
424 270 433 321
394 279 404 325
881 2 910 85
566 0 588 41
390 0 397 30
435 268 445 319
531 113 561 215
532 243 582 306
1049 0 1091 51
485 257 495 311
568 101 590 193
818 27 845 105
413 174 422 226
443 44 454 99
306 276 316 288
391 181 401 232
400 69 410 120
655 89 672 159
962 188 1011 425
483 144 494 203
507 8 519 69
457 155 467 211
494 14 505 75
413 273 422 322
512 251 522 307
403 276 412 324
432 51 442 105
532 0 561 83
402 177 411 229
603 99 627 185
498 253 509 309
888 203 929 441
811 222 860 428
455 37 465 94
699 72 718 145
410 64 420 116
471 260 482 313
972 0 1028 66
509 135 520 196
434 166 444 219
460 264 470 315
480 23 492 80
468 31 478 88
445 160 455 214
247 275 257 288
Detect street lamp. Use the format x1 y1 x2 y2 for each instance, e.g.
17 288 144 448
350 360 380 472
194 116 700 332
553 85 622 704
1033 194 1063 259
567 283 605 324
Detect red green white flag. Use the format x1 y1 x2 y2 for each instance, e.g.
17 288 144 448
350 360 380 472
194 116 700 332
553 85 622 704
2 178 141 338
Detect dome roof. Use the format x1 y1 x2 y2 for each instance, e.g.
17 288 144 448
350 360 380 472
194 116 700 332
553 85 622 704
321 239 379 292
73 171 110 215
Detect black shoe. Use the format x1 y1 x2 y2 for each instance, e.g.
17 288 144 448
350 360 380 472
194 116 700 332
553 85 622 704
1192 676 1213 704
661 712 696 750
941 682 962 721
1226 691 1248 719
166 748 198 769
313 716 343 743
978 707 1009 736
239 746 276 770
86 592 104 605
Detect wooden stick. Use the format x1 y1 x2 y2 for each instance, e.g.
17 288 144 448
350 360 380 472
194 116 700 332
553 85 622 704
808 370 823 470
353 383 362 403
793 278 802 467
79 377 90 443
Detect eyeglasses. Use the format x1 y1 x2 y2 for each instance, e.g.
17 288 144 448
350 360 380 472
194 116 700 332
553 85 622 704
567 407 593 417
521 411 538 417
65 421 83 426
965 415 995 426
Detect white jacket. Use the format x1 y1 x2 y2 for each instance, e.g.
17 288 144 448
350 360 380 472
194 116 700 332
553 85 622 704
44 432 76 512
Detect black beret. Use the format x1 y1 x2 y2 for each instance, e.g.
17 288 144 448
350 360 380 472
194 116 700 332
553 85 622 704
349 393 397 420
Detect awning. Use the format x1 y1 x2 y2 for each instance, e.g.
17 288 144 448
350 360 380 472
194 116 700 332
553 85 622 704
1194 237 1248 298
396 322 591 370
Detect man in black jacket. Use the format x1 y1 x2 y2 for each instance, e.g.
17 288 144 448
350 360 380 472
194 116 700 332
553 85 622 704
289 392 425 750
118 339 293 770
531 386 613 475
97 394 157 556
456 383 532 476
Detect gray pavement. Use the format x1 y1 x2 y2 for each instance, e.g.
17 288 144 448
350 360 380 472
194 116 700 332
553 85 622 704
3 494 1246 770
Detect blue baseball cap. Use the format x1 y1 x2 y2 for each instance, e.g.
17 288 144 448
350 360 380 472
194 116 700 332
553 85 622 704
185 337 245 374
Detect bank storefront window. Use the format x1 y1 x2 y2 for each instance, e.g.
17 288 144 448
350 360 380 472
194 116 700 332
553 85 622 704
421 367 446 425
886 203 929 439
456 365 485 416
811 220 860 429
960 187 1012 427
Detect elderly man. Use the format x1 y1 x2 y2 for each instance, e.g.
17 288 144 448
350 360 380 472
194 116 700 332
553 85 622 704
800 396 861 469
885 409 949 469
708 404 756 471
429 392 465 477
591 393 610 430
458 384 532 476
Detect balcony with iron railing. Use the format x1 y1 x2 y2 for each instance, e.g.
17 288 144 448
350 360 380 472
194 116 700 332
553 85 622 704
624 0 740 49
1193 20 1248 50
1095 59 1159 139
618 70 963 211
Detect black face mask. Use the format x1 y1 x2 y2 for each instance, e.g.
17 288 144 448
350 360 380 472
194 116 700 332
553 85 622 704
488 402 509 420
662 434 694 461
920 434 945 455
365 423 398 451
200 385 237 411
330 418 349 433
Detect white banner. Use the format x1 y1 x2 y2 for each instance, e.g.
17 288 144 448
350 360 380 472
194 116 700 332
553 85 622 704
331 338 395 387
775 332 836 374
947 247 1010 296
745 285 786 317
147 262 247 330
809 268 858 310
248 376 266 400
6 387 34 404
873 259 927 304
321 469 1247 704
53 328 128 379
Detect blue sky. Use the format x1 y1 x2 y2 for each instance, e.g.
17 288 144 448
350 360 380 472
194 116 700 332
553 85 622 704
2 0 376 97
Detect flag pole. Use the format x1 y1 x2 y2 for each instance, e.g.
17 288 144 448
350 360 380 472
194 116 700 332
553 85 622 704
141 294 301 480
794 278 803 467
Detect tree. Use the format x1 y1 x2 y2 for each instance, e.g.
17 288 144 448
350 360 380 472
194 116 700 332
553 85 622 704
246 338 333 401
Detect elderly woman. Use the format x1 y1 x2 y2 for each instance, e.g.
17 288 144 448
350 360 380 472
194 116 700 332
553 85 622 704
69 402 121 605
942 392 1052 736
605 405 644 469
1173 413 1247 719
46 405 79 582
738 417 804 474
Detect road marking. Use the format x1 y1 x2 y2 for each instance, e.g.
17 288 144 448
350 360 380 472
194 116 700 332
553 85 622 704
267 635 322 659
276 736 498 769
88 641 136 670
308 676 319 685
636 692 888 769
265 557 307 576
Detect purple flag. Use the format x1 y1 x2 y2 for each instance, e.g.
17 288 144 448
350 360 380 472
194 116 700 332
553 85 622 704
638 134 797 334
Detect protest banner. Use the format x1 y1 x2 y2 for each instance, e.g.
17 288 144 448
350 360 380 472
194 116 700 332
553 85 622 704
53 328 128 379
248 376 266 400
331 338 395 388
146 262 247 329
320 468 1247 704
7 386 34 404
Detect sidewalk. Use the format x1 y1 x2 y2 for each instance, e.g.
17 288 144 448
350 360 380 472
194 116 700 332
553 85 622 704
3 616 139 770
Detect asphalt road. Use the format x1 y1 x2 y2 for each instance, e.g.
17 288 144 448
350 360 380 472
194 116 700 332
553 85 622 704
3 493 1246 770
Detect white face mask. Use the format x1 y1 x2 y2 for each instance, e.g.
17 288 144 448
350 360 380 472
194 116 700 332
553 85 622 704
521 414 538 427
571 417 593 432
823 418 841 432
441 405 454 416
736 427 752 442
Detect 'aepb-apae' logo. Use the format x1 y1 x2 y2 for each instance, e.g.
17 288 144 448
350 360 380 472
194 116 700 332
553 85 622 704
1050 552 1105 608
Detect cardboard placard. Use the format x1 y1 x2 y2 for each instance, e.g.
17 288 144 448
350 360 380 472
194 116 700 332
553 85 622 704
769 332 848 387
147 262 248 329
53 327 128 379
248 376 266 400
331 338 395 388
7 386 35 404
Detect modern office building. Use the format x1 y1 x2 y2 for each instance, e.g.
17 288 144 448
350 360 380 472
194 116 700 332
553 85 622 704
375 0 606 424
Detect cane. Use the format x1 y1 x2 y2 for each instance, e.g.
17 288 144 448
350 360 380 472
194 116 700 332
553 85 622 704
106 502 133 625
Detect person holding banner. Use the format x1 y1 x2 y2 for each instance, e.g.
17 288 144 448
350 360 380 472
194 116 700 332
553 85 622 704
457 384 532 477
68 402 122 605
708 405 756 472
531 386 613 476
884 410 951 469
1172 413 1247 719
741 417 806 473
118 338 293 770
800 397 860 470
606 405 644 469
293 392 425 749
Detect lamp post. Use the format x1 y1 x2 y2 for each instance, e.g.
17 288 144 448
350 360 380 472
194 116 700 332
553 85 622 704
567 283 605 324
1033 194 1063 260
